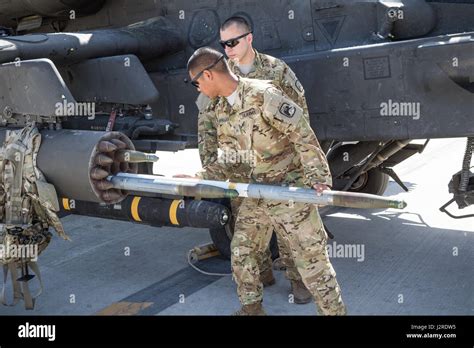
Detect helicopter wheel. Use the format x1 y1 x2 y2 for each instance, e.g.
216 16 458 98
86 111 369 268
347 168 389 196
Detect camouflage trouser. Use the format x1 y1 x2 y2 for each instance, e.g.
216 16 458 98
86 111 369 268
230 197 302 282
230 198 346 315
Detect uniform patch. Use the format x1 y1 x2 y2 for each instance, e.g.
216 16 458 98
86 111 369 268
276 100 303 125
279 103 297 118
195 93 211 112
239 108 257 118
263 87 303 126
295 79 304 93
284 68 305 97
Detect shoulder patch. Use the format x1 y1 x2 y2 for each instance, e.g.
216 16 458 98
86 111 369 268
263 88 303 126
196 93 211 112
283 67 305 97
279 102 297 118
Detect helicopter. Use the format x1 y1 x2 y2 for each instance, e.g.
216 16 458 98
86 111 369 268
0 0 472 260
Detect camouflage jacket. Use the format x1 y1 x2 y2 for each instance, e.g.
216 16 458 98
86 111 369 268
196 78 331 188
227 49 309 117
197 49 312 168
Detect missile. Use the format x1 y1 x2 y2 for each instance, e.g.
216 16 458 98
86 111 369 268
59 196 230 230
115 150 159 163
119 181 238 200
107 173 407 210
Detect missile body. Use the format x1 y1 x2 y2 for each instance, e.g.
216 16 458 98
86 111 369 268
107 173 407 210
59 196 230 229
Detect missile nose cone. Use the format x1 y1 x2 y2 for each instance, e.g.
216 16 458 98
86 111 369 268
101 189 123 202
109 139 127 149
145 154 159 162
115 150 159 163
95 154 114 166
95 180 115 190
90 167 110 180
98 141 118 153
395 200 407 209
330 191 407 209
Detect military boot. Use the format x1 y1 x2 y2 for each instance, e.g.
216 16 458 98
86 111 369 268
291 280 312 304
260 268 276 287
233 302 266 316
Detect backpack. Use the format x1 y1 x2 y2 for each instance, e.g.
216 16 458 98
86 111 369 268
0 124 69 310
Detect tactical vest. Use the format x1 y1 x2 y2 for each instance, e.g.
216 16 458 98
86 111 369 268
0 124 68 310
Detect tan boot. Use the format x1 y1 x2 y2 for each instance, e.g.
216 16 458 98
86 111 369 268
260 268 276 287
291 280 312 304
233 302 266 316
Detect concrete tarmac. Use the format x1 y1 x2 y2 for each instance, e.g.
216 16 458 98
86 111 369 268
0 138 472 315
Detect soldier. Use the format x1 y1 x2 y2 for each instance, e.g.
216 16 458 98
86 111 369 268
196 16 313 304
188 47 346 315
219 16 309 120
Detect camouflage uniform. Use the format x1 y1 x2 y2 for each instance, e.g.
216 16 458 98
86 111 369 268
227 49 310 121
197 78 346 315
197 49 309 283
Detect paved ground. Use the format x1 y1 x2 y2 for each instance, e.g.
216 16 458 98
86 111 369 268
0 138 472 315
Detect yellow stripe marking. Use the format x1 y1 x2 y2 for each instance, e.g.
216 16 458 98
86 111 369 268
62 198 70 210
169 199 181 225
131 196 142 222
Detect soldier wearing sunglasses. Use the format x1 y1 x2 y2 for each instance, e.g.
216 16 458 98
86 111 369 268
219 16 308 120
187 47 345 316
196 16 316 305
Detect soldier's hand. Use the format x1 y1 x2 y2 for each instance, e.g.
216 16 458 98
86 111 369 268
313 184 331 196
173 174 197 179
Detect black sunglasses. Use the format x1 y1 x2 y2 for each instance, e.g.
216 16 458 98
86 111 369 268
189 55 225 88
219 31 253 49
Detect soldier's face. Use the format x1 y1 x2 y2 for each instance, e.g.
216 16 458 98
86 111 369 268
220 25 252 62
189 69 218 98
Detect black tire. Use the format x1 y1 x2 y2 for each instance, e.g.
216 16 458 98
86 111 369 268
327 142 389 196
209 226 279 260
348 168 389 195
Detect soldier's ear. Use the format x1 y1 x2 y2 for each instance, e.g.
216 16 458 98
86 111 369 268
247 33 253 45
203 70 213 81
